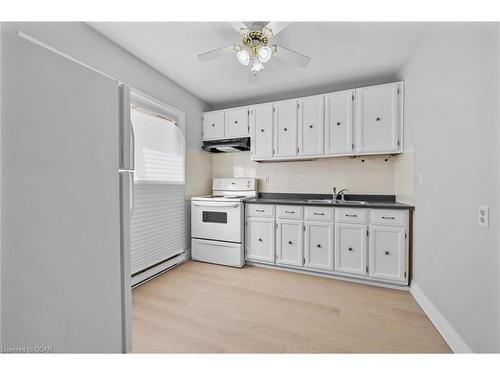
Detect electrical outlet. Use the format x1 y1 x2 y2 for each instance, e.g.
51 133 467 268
478 205 489 228
264 176 271 184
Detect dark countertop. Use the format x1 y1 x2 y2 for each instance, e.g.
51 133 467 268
244 193 414 210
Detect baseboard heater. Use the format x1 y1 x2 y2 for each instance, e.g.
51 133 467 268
131 251 187 288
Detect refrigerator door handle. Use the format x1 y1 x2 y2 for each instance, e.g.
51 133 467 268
119 170 133 353
130 171 135 216
119 85 132 170
130 120 135 171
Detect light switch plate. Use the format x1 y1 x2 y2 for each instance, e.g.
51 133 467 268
478 205 489 228
418 171 423 185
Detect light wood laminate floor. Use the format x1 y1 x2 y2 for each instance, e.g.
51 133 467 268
132 260 451 353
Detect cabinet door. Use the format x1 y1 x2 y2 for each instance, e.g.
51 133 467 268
274 99 298 158
276 220 303 267
298 96 324 156
356 83 402 154
245 217 275 263
369 225 407 283
325 90 354 155
203 111 225 140
305 222 334 271
250 104 274 159
334 223 367 275
225 107 249 138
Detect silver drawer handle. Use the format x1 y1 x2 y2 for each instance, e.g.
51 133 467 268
382 216 395 220
256 209 265 212
285 211 295 214
345 214 357 217
314 212 325 216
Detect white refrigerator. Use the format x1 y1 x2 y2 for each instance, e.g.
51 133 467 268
1 30 132 352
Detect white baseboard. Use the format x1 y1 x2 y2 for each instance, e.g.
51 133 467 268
410 282 472 353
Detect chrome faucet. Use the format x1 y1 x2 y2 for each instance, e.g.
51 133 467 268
332 187 337 201
336 188 349 201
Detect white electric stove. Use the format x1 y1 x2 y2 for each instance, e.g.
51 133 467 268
191 178 257 267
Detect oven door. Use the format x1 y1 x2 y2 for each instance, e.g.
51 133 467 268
191 201 242 243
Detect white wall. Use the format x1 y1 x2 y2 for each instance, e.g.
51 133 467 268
1 22 212 198
396 22 500 352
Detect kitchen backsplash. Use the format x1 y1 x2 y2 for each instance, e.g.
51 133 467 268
186 148 212 197
212 151 396 194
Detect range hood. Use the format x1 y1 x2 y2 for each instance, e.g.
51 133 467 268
202 137 250 153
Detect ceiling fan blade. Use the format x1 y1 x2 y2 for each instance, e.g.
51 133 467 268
197 44 235 62
228 22 250 35
273 45 311 68
264 22 292 37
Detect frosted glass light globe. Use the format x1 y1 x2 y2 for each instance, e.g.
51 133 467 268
258 46 273 63
236 49 250 66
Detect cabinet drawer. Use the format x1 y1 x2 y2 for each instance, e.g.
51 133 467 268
304 206 334 221
276 205 303 220
370 209 407 227
335 208 368 224
246 204 275 217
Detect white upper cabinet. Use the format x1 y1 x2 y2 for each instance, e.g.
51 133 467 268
250 104 274 160
225 107 249 138
298 95 324 157
202 110 225 140
356 82 403 154
206 81 404 159
274 99 298 158
325 89 354 155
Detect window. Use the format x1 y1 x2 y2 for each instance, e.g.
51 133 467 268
130 107 186 275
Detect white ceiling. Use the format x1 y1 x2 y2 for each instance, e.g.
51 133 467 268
88 22 427 108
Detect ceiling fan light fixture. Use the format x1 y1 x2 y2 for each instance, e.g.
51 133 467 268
251 59 264 72
257 46 273 63
236 49 250 66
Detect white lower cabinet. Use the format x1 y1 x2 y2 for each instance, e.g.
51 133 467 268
304 222 334 271
245 217 276 264
368 225 407 283
276 220 304 267
334 223 367 276
245 203 410 287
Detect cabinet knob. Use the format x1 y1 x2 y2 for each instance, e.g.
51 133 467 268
309 125 313 129
284 127 288 131
317 244 321 248
288 241 293 245
211 123 215 127
260 129 265 132
385 251 390 255
348 247 353 251
336 122 341 126
234 120 238 124
258 238 263 242
376 117 381 122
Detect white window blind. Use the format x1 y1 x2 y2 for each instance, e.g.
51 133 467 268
130 109 186 275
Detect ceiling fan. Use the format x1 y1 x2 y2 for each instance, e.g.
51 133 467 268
197 22 311 80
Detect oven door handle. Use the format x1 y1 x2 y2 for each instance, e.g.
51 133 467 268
192 202 240 208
